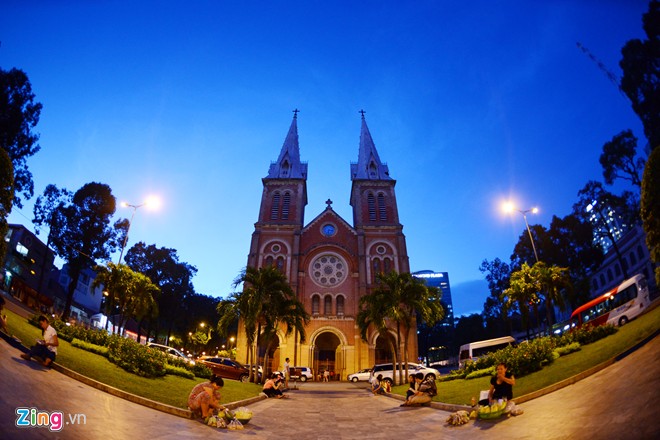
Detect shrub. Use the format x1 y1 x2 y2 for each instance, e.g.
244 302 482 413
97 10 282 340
465 366 495 380
439 369 466 381
165 364 195 379
71 338 109 357
556 325 618 346
107 334 167 378
190 363 213 379
553 342 581 357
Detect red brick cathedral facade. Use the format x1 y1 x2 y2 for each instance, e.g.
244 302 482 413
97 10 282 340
236 113 416 379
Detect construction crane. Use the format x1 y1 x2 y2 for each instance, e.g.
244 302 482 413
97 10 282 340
576 41 628 99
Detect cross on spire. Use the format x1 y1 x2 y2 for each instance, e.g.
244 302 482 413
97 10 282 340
293 108 299 119
359 109 366 119
325 198 333 208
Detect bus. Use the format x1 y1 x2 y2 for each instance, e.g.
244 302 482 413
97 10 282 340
570 274 651 329
458 336 516 369
427 346 449 368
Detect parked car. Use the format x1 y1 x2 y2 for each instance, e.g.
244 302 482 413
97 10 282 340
284 366 313 382
369 362 440 384
196 356 258 382
146 342 195 366
347 368 372 382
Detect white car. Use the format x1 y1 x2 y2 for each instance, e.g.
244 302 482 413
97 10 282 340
147 342 195 365
369 362 440 384
348 368 372 382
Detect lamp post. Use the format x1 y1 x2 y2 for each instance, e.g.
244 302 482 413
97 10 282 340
503 202 540 263
117 196 160 264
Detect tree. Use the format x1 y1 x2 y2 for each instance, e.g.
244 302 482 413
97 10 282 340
641 146 660 287
533 262 572 327
600 130 645 187
503 262 538 338
619 0 660 151
573 181 637 279
0 148 13 267
32 184 72 246
93 262 159 336
371 271 444 384
124 242 197 342
0 68 42 208
218 266 308 383
357 289 398 383
480 258 513 336
41 182 126 320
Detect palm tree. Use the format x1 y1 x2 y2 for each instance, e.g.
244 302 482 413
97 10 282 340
533 262 572 329
370 271 444 384
357 288 398 383
93 262 159 336
503 262 539 338
217 266 308 383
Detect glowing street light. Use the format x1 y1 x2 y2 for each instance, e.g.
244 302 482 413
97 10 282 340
117 196 160 264
503 202 540 263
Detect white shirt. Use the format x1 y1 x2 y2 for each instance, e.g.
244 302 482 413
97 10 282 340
44 325 58 354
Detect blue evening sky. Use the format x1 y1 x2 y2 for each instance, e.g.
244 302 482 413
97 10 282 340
1 1 647 316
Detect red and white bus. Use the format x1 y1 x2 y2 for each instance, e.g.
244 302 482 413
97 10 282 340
570 274 651 329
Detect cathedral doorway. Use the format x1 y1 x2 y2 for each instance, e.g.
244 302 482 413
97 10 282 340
374 334 394 365
312 331 342 380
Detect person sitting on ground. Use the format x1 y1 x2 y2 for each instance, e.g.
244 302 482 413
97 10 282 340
405 372 437 406
188 375 226 419
20 315 59 367
488 363 515 405
371 374 385 395
263 373 287 398
0 297 9 334
401 374 417 406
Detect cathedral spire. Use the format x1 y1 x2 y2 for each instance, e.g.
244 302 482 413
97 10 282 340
267 111 308 179
351 110 391 180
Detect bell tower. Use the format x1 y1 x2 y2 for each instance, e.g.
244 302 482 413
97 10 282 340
350 111 409 290
247 111 307 288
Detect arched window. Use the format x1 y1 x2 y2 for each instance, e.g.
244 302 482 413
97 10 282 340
373 258 381 283
369 161 377 178
600 274 606 286
336 296 345 316
271 192 281 219
312 296 320 315
276 256 285 273
607 268 613 282
592 279 598 291
383 258 392 274
324 295 332 315
265 256 274 267
282 192 291 220
629 251 637 266
637 245 644 260
368 193 376 221
615 264 621 276
378 193 387 221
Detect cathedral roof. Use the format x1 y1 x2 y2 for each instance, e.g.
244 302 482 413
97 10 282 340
267 112 308 179
350 112 392 181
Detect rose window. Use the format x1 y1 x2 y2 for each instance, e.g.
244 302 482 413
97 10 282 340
310 254 347 287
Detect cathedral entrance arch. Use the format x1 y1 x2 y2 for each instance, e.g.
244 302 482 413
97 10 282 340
310 328 346 381
374 334 395 365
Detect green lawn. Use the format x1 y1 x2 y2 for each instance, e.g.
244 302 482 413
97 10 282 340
3 309 262 408
4 303 659 408
393 303 660 405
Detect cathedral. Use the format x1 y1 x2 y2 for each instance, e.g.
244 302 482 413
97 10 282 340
236 112 417 379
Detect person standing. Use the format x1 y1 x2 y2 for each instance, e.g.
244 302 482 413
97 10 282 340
283 357 291 388
20 315 59 367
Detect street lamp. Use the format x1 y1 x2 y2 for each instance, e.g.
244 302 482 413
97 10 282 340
229 336 235 350
117 196 160 264
503 202 540 263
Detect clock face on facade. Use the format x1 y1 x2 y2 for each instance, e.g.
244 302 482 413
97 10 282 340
322 224 336 237
310 254 347 287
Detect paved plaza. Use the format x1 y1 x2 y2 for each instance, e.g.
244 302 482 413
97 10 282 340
1 325 659 440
